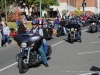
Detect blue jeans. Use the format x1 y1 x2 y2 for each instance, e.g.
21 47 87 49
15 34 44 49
97 25 100 31
76 31 81 40
15 20 19 31
3 35 9 45
54 24 58 33
38 42 48 64
63 27 67 34
43 39 48 53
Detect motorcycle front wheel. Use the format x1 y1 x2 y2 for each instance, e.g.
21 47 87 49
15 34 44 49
70 35 74 43
18 58 28 73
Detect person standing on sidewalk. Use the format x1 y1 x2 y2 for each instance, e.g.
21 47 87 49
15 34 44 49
0 28 2 48
3 23 10 46
0 20 4 47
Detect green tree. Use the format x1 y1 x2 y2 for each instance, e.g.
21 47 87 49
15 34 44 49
27 0 59 10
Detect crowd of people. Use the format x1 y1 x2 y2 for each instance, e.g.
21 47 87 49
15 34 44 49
0 14 27 48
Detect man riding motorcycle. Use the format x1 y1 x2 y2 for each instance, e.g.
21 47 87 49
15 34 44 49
59 18 67 35
30 20 49 67
67 18 82 42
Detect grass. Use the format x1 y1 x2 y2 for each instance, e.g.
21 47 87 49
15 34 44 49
7 22 32 30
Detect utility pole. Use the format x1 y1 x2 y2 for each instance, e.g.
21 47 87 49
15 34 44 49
39 0 42 19
5 0 7 22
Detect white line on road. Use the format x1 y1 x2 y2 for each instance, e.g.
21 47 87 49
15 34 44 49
51 40 64 47
82 29 88 32
0 28 87 72
0 62 18 72
90 41 100 43
78 51 100 54
78 71 99 75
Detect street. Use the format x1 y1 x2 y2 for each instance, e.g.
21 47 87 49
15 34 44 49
0 26 100 75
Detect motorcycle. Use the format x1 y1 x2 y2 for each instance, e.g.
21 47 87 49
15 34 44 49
66 23 82 43
45 24 53 40
89 22 98 33
56 25 64 37
14 31 52 73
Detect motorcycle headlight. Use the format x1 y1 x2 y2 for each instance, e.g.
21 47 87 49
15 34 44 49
21 42 27 48
71 28 74 31
92 23 95 25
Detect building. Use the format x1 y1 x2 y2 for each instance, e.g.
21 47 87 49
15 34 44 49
75 0 100 14
46 0 100 18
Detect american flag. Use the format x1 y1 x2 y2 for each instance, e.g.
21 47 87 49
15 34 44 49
57 9 61 18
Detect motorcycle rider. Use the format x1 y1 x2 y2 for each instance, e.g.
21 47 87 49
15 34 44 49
30 20 49 67
59 18 67 35
38 20 49 54
69 18 82 42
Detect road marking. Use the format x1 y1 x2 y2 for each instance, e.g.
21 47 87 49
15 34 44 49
78 71 99 75
82 29 88 32
78 51 100 54
0 28 87 72
0 62 18 72
90 41 100 43
51 40 64 47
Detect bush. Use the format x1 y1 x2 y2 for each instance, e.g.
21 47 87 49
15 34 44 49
44 13 47 18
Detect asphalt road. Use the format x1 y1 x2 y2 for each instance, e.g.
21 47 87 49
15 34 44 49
0 26 100 75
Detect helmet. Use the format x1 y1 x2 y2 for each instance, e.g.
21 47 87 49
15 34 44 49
38 20 43 25
32 20 38 25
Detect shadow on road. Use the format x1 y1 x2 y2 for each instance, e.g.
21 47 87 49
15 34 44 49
90 66 100 75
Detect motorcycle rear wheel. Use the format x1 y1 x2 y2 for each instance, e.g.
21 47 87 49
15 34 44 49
18 58 28 73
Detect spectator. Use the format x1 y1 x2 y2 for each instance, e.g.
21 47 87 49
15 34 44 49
0 28 2 48
18 21 27 34
0 20 4 46
15 12 20 31
20 15 27 26
3 23 10 46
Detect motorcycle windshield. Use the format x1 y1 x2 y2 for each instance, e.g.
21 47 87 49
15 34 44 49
14 33 43 47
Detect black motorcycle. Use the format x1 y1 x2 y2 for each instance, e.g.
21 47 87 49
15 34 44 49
56 25 64 37
45 24 52 40
14 31 52 73
66 23 82 43
89 22 98 33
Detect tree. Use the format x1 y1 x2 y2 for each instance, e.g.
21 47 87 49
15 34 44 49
75 7 82 16
27 0 59 10
62 9 69 16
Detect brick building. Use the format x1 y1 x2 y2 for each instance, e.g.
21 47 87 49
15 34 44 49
46 0 100 17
